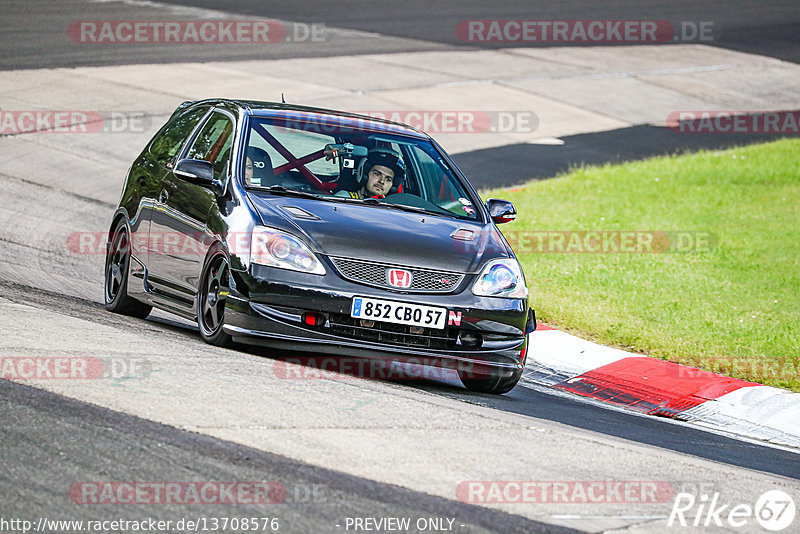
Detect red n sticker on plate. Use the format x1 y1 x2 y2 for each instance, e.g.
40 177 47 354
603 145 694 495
448 311 462 326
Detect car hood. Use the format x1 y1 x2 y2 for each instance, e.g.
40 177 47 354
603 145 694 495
247 193 509 273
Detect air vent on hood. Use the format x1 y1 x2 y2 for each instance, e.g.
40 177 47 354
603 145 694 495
280 205 320 220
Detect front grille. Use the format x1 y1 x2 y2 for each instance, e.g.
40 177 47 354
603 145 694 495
328 314 458 350
330 257 464 292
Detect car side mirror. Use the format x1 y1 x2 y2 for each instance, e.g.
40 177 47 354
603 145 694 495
174 158 223 196
486 198 517 224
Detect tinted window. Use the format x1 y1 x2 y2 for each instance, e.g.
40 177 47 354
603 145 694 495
407 144 477 218
187 111 235 178
243 116 480 220
248 123 338 176
148 106 208 167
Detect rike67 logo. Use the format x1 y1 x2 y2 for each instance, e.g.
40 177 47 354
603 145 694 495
668 490 796 531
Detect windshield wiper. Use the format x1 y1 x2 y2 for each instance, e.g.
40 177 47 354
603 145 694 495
360 198 440 216
258 187 451 217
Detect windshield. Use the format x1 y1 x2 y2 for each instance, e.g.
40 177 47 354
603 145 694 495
241 114 481 220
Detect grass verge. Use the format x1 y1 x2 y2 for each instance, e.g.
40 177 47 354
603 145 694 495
483 138 800 391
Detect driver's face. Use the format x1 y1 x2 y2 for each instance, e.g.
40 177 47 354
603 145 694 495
245 157 254 180
365 165 394 196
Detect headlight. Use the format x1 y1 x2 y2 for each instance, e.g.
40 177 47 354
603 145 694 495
250 226 326 275
472 258 528 298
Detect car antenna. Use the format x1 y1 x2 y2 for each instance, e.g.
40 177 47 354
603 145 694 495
281 93 286 104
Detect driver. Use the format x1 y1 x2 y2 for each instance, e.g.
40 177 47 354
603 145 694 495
244 146 274 187
336 148 405 199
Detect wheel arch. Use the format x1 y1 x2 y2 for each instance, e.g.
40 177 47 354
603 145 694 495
107 209 130 244
198 237 231 284
196 239 234 345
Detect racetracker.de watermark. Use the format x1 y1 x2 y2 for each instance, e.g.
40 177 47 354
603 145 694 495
69 231 237 256
68 230 717 256
68 20 325 44
0 357 152 380
667 110 800 134
457 230 717 254
457 481 675 504
675 357 799 385
272 356 499 381
354 110 538 134
69 482 288 505
0 111 153 134
456 20 715 43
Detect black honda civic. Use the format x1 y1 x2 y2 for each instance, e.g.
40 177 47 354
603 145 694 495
105 99 535 394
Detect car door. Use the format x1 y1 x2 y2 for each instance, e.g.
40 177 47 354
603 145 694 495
131 104 210 294
148 109 235 304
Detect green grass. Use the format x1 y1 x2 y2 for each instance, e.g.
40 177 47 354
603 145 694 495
483 139 800 391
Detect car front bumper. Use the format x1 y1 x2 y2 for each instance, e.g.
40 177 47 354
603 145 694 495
222 263 534 372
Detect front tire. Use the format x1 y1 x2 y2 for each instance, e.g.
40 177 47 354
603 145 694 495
459 339 527 394
197 252 233 347
459 367 523 394
104 221 152 319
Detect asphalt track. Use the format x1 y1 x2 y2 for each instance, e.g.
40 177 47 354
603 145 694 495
455 126 800 189
1 1 799 533
4 0 796 68
160 0 800 63
0 378 576 534
4 0 797 187
6 277 800 481
1 278 799 531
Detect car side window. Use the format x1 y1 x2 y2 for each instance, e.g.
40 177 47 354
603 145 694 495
187 111 235 178
408 144 478 219
148 106 208 167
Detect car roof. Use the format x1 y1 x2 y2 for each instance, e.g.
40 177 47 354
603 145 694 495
188 98 429 140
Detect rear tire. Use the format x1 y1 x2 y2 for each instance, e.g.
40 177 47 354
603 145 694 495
197 251 233 347
104 221 152 319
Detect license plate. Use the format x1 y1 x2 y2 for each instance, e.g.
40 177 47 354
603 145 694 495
351 297 447 330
